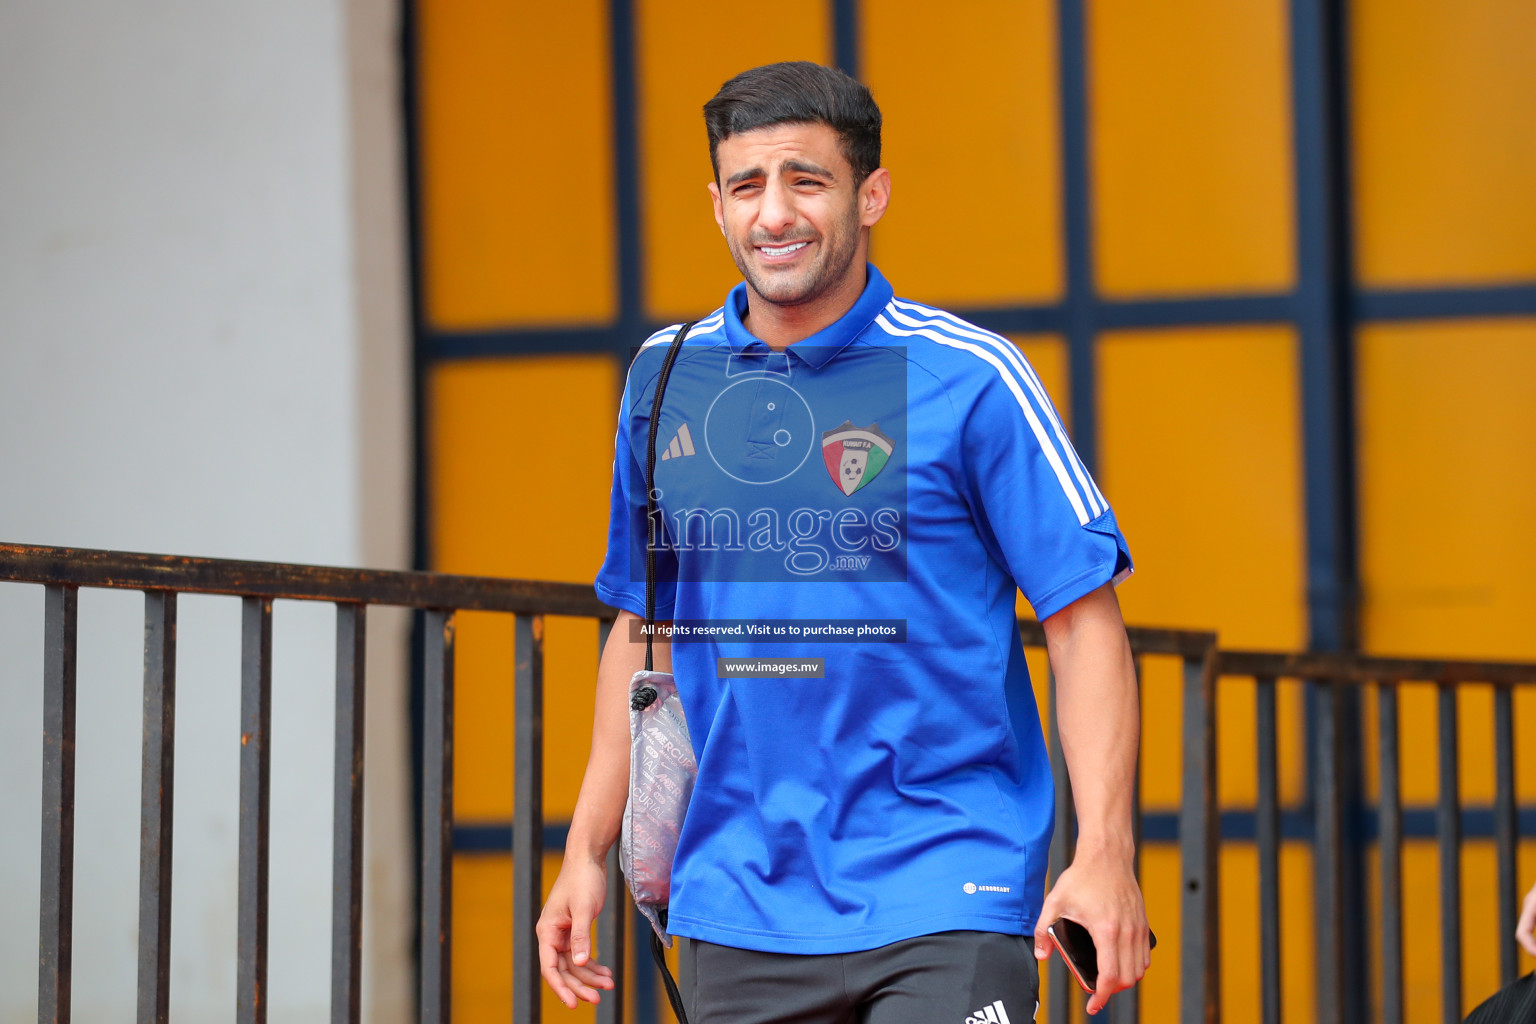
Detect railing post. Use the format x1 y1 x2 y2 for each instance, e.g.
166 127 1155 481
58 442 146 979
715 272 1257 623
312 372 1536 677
137 591 177 1024
1255 676 1281 1024
1492 683 1518 989
1378 684 1402 1024
331 604 367 1024
1312 683 1347 1024
237 597 274 1024
1128 747 1143 1024
1110 656 1146 1024
421 609 455 1024
39 584 79 1024
598 846 627 1024
1047 666 1076 1024
595 619 626 1024
1180 643 1218 1024
1436 684 1461 1024
513 614 546 1024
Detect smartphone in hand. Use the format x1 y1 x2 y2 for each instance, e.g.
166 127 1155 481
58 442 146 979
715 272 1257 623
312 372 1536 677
1047 917 1157 994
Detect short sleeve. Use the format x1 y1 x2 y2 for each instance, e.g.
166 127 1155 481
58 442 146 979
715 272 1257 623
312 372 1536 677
958 358 1132 621
594 363 679 619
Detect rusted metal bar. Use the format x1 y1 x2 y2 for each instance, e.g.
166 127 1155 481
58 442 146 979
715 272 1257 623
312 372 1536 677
1179 644 1219 1024
1493 684 1518 989
1255 676 1281 1024
1312 683 1346 1024
331 604 366 1024
595 619 625 1024
1109 656 1146 1024
237 597 273 1024
39 584 78 1024
1046 666 1073 1024
1378 684 1402 1024
1437 684 1460 1024
598 845 626 1024
1218 648 1536 687
420 609 455 1024
0 543 611 617
137 591 177 1024
513 614 546 1024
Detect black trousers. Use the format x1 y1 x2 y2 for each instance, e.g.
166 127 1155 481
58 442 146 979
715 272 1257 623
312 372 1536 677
682 930 1039 1024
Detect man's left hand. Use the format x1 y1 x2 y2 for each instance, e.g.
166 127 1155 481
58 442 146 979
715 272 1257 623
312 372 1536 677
1032 844 1151 1016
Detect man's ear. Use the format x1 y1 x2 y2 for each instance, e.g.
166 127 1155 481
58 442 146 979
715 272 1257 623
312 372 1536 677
707 180 725 234
858 168 891 228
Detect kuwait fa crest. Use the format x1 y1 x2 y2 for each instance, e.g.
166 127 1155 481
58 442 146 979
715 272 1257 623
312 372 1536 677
821 421 895 496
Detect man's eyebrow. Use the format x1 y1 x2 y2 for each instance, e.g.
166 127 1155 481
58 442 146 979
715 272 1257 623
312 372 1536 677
782 159 835 180
725 166 764 188
724 159 836 188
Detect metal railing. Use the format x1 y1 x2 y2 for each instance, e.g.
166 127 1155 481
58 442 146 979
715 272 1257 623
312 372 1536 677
1215 649 1535 1024
7 542 1528 1024
2 542 617 1024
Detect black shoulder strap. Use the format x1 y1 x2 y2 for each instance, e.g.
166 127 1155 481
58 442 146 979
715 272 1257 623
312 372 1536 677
643 321 696 672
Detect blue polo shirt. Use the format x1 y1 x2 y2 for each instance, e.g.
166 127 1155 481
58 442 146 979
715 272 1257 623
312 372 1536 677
596 265 1131 954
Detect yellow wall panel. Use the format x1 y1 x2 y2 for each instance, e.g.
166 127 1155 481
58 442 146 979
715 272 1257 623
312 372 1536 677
1098 326 1306 638
637 0 829 321
1135 656 1184 812
1351 0 1536 286
453 854 513 1021
420 0 615 328
1089 0 1295 297
453 610 515 820
448 612 603 822
1358 319 1536 661
430 355 622 821
864 0 1062 306
1357 319 1536 804
429 355 619 580
1137 845 1182 1020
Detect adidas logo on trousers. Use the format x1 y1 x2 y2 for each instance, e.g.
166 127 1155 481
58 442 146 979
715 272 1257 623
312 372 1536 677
966 999 1013 1024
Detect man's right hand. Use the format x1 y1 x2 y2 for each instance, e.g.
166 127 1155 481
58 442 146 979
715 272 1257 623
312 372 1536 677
537 856 616 1008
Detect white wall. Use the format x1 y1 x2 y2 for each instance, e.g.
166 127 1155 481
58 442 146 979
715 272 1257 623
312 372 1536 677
0 0 413 1020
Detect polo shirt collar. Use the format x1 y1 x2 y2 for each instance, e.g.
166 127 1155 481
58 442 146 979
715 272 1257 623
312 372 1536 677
722 264 894 370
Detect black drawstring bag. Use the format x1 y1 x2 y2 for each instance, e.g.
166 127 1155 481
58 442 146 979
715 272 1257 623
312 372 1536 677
618 321 698 1024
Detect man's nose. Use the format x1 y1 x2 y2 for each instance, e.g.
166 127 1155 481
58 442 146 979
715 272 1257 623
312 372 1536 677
757 179 797 235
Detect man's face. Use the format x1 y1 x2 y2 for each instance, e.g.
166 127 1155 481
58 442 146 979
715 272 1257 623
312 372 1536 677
708 122 888 309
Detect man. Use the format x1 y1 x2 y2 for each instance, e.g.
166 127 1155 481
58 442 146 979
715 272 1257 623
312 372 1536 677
538 61 1150 1022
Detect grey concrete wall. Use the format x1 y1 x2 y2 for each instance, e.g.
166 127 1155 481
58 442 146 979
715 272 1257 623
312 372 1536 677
0 0 413 1020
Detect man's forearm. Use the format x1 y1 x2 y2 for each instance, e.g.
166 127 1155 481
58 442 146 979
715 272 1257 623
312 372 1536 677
1042 583 1139 856
564 609 672 864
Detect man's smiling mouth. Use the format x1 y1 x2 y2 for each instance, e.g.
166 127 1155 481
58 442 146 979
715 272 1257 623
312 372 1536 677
757 241 810 258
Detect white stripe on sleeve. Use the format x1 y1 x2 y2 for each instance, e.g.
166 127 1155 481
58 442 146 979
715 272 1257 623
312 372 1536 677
624 310 727 405
878 300 1105 515
890 300 1107 516
874 311 1092 525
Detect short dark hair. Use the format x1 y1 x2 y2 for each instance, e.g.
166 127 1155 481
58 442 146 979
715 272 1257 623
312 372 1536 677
703 62 882 183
